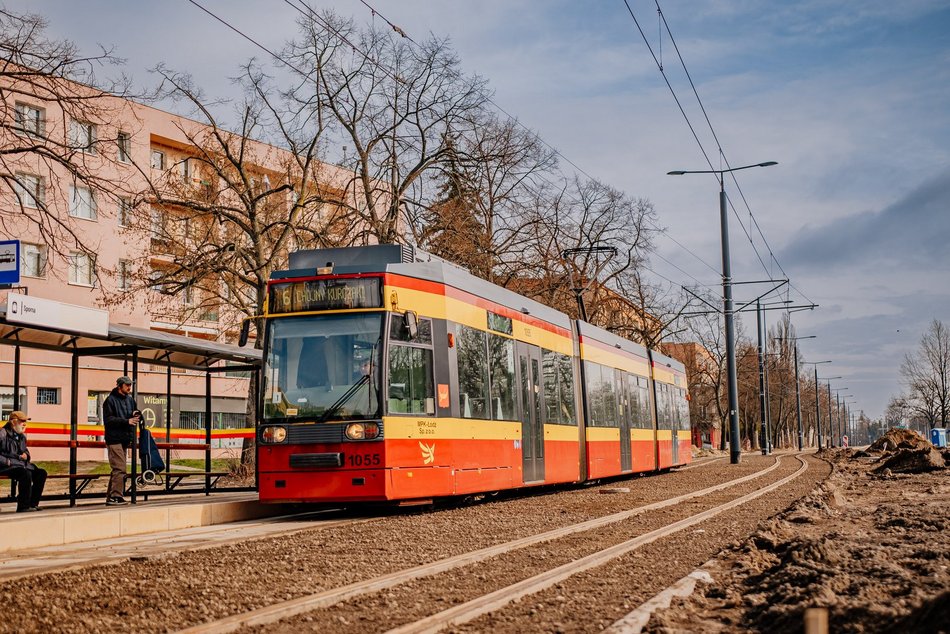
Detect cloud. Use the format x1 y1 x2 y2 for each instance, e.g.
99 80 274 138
779 170 950 271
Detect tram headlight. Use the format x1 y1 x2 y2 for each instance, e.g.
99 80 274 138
345 422 380 440
261 426 287 443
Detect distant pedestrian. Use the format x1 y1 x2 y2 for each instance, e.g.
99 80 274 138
0 411 47 512
102 376 141 506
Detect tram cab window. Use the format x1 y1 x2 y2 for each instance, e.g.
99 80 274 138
263 314 383 421
388 314 434 415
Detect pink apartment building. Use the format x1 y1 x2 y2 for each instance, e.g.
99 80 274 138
1 72 355 461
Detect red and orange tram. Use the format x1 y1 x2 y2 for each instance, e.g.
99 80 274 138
256 245 691 504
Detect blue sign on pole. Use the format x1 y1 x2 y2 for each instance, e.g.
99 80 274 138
0 240 21 286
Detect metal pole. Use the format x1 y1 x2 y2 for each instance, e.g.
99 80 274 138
69 352 79 506
826 380 834 449
764 337 773 453
793 345 803 450
721 181 741 464
131 349 138 504
13 345 20 410
205 371 212 496
835 392 842 447
757 301 767 455
814 366 823 450
165 365 172 491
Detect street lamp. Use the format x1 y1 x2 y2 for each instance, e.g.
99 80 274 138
802 361 831 449
830 388 850 447
774 335 816 450
822 376 842 448
668 160 778 464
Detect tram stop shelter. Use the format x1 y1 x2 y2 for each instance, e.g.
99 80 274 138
0 293 261 507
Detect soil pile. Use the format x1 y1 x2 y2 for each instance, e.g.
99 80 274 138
865 428 930 453
873 446 946 474
644 450 950 633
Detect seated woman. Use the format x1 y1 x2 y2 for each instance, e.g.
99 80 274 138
0 411 47 512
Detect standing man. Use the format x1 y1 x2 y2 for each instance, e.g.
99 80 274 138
102 376 140 506
0 411 47 512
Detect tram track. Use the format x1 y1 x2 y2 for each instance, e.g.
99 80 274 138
177 453 805 634
1 453 828 634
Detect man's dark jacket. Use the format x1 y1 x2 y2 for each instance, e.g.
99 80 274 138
103 387 138 447
0 423 31 470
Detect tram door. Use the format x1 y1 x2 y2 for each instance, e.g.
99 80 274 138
618 372 633 472
518 342 545 483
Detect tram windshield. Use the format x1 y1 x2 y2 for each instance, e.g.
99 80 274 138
263 313 383 421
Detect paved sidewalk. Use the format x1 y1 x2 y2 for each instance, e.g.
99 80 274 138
0 492 291 553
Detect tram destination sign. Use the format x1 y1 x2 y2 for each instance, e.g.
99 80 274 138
269 277 382 313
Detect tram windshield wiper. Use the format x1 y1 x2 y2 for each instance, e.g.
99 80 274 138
319 375 369 422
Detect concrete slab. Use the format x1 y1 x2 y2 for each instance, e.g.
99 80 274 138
0 493 288 554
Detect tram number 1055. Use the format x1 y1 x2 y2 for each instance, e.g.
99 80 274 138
346 453 382 467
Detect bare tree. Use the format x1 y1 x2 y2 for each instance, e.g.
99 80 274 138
284 10 489 243
0 7 135 263
414 115 558 283
900 319 950 428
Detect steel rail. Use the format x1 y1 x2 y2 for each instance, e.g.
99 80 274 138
178 455 786 634
388 454 808 634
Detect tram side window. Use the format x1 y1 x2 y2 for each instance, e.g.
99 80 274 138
488 333 516 420
543 350 576 425
636 376 652 429
388 314 434 415
585 362 618 427
677 387 689 426
657 384 672 430
457 325 489 419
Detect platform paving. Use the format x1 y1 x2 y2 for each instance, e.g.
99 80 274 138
0 492 290 553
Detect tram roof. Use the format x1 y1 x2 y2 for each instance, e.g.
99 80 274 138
0 303 260 370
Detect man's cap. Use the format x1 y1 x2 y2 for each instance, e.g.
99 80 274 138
9 411 30 422
116 376 134 386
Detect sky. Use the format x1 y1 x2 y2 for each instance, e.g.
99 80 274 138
10 0 950 420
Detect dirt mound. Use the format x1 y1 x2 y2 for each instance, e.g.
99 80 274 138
867 428 930 453
873 447 946 474
645 455 950 633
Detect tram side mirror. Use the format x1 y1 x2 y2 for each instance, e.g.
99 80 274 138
238 320 251 347
404 311 419 340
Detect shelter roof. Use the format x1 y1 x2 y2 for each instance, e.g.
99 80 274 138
0 303 259 370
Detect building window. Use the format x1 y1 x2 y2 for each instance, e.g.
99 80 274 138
117 259 131 290
150 268 170 294
151 149 165 170
179 158 191 181
0 387 28 420
14 102 44 136
21 243 47 278
69 251 95 286
69 185 97 220
117 131 131 162
181 285 194 306
14 173 44 208
150 209 166 241
36 388 61 405
70 119 96 153
117 197 132 227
